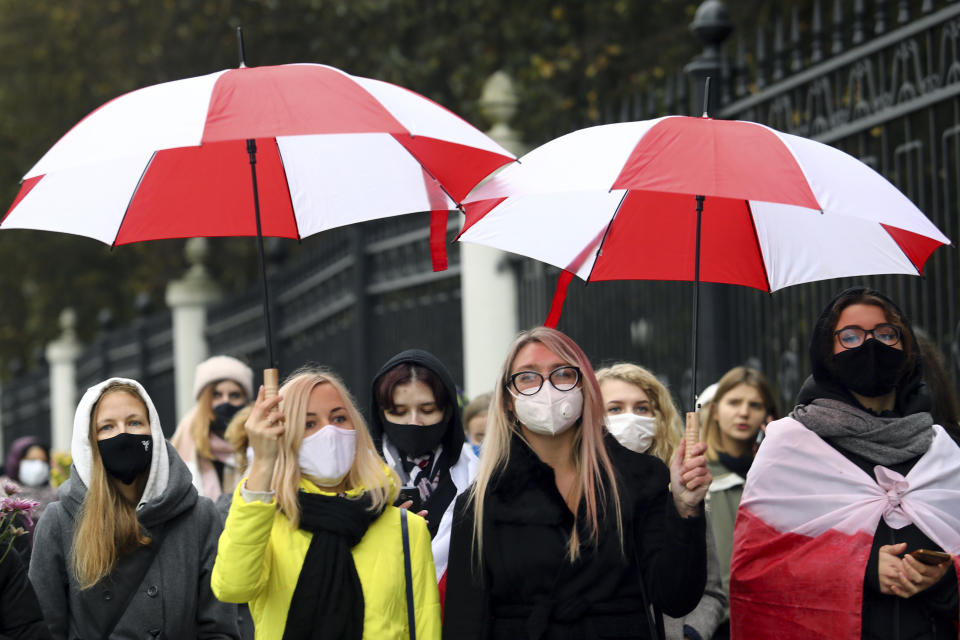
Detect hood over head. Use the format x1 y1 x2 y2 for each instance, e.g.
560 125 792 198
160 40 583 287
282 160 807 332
71 377 170 507
798 286 930 415
5 436 47 482
369 349 465 464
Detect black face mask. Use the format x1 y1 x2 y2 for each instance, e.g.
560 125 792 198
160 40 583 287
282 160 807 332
830 338 906 398
382 421 447 457
98 432 153 485
210 402 242 438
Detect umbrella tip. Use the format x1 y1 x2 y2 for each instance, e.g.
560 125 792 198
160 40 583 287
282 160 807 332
237 26 247 68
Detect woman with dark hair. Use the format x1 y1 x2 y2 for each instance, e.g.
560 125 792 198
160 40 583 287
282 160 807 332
914 330 960 446
443 327 710 638
370 350 477 591
2 436 58 523
731 287 960 639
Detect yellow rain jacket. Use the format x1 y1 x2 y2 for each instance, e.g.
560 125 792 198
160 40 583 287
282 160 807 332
211 479 441 640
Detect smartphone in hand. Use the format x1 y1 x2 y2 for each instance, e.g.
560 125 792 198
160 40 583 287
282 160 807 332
396 487 424 513
910 549 952 566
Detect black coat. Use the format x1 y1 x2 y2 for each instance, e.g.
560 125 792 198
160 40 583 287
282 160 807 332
443 434 707 640
0 548 50 640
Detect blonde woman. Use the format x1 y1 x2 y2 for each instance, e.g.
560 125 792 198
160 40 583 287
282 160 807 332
211 367 441 639
596 363 682 464
171 355 254 500
29 378 238 639
700 365 777 638
443 328 711 639
597 363 727 640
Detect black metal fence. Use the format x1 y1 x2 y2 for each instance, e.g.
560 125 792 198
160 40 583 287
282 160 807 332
0 359 50 449
74 305 177 436
519 0 960 412
206 212 463 417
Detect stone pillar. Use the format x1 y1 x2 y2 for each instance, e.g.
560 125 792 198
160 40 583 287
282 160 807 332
165 238 221 420
460 71 528 399
46 309 82 453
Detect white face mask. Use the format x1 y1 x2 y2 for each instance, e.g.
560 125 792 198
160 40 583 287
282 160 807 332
605 413 658 453
299 425 357 486
511 385 584 436
19 459 50 487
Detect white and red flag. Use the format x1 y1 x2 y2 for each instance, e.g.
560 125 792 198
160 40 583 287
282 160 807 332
730 418 960 639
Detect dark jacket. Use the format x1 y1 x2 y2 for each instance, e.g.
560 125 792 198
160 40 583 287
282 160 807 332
370 348 467 537
29 443 238 640
797 287 959 640
0 548 51 640
442 434 707 640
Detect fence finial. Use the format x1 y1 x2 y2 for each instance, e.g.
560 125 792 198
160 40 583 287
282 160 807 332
811 0 824 63
832 0 845 55
686 1 733 117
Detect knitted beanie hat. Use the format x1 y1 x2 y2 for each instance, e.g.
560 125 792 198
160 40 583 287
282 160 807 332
193 355 254 401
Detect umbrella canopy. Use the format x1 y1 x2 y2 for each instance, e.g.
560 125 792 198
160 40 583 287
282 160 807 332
460 116 947 292
457 115 951 406
2 62 514 375
4 63 513 247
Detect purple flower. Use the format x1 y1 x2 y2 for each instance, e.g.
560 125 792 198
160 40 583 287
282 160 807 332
0 497 39 514
2 480 20 496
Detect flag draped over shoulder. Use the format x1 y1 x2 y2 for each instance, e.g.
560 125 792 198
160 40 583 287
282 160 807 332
730 417 960 639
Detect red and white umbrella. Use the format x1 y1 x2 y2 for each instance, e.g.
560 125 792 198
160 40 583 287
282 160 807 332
2 62 515 374
457 116 950 405
5 63 513 251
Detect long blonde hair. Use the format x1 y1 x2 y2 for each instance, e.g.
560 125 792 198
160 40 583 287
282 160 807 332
596 363 683 464
702 366 777 460
71 382 152 589
467 327 623 562
270 367 399 528
224 406 252 474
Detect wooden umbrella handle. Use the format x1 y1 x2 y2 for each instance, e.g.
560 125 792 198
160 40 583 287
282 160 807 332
263 368 279 399
684 411 700 461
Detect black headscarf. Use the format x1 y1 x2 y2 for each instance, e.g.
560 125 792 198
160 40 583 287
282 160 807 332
796 286 930 416
369 349 465 537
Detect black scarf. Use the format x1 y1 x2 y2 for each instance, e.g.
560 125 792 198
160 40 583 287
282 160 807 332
282 491 382 640
717 450 753 478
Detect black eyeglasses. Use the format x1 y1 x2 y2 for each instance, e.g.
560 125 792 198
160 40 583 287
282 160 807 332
833 323 901 350
508 366 582 396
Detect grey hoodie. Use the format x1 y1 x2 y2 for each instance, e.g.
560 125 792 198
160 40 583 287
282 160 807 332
28 377 238 640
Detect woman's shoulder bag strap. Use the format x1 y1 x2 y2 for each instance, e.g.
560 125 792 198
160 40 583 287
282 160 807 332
401 508 417 640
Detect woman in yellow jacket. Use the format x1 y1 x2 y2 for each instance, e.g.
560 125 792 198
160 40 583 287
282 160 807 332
211 367 441 640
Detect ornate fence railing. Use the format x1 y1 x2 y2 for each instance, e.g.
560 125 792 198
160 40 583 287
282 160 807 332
207 212 463 413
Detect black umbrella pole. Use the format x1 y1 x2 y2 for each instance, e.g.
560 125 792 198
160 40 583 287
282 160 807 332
691 195 704 411
686 195 705 460
247 138 280 397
